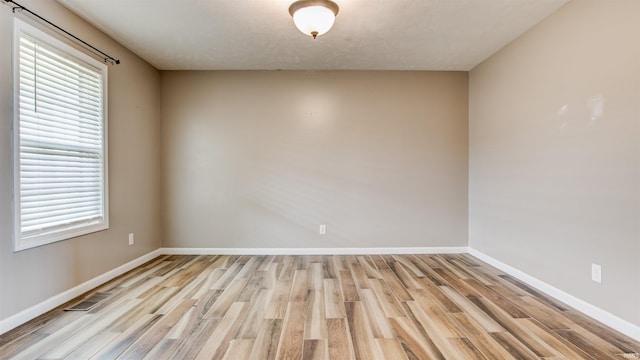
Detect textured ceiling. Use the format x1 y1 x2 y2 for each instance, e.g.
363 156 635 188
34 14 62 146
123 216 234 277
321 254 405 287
57 0 569 71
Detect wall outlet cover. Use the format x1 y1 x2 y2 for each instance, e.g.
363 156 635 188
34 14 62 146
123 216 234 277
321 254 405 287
591 263 601 283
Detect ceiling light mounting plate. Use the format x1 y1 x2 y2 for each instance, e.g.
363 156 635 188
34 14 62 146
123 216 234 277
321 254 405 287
288 0 339 17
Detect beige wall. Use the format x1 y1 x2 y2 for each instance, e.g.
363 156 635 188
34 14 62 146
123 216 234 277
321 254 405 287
161 71 469 249
0 1 162 320
469 0 640 326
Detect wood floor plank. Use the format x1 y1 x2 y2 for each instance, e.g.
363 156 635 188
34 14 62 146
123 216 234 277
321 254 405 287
277 256 295 281
408 289 464 339
516 318 592 359
566 321 631 355
275 302 306 360
332 256 348 272
449 259 495 286
357 256 381 279
305 290 328 339
375 338 409 360
448 337 489 360
469 297 560 357
349 263 370 290
440 286 504 333
433 255 472 280
410 256 449 287
379 269 413 302
117 299 196 360
256 255 275 272
554 329 620 360
64 331 120 360
434 267 482 298
499 275 568 311
391 255 425 278
265 279 292 320
324 279 347 319
367 278 407 318
194 301 247 360
113 287 180 331
32 311 85 336
189 268 224 301
303 339 329 360
211 263 243 290
119 265 165 289
140 339 179 360
462 278 531 319
405 301 459 358
166 318 220 359
163 256 213 288
414 254 442 269
345 301 383 360
263 262 278 291
0 333 47 359
562 310 640 355
1 254 638 360
193 289 224 320
358 289 394 339
490 331 541 360
289 270 309 303
115 276 166 305
326 318 355 360
414 277 462 313
204 279 248 318
370 255 390 271
448 312 516 360
236 270 266 302
236 256 261 280
248 319 282 360
236 289 273 339
338 270 360 302
309 262 324 291
389 316 444 360
8 314 104 360
91 313 162 360
222 339 255 360
322 257 337 279
515 295 572 330
389 261 423 290
146 306 202 359
155 277 205 315
39 298 143 359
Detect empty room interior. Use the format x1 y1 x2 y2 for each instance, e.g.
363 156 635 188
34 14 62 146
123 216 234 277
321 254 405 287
0 0 639 359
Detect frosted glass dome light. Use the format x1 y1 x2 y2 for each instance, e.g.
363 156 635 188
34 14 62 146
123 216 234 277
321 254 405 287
289 0 339 39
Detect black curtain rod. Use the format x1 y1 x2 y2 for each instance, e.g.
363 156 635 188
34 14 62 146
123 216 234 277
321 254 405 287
4 0 120 65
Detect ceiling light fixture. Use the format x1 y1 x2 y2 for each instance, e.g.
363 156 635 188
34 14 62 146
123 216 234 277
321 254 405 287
288 0 339 39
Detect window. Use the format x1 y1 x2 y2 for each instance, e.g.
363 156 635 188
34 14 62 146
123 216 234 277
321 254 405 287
13 19 108 251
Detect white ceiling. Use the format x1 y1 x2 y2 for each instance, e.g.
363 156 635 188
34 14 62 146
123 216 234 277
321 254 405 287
57 0 569 71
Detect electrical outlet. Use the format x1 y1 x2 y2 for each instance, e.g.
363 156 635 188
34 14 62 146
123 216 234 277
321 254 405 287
319 224 327 235
591 263 601 283
128 233 135 245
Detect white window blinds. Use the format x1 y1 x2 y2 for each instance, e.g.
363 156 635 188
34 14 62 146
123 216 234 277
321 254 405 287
14 20 108 251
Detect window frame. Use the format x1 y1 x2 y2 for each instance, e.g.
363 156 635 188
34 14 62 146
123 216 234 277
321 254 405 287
12 18 109 252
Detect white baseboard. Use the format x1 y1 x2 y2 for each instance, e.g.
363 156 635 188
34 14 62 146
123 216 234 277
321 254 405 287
0 248 163 335
468 248 640 342
161 246 469 256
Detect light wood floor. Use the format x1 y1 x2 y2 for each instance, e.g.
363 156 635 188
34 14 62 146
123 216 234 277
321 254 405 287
1 254 639 359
